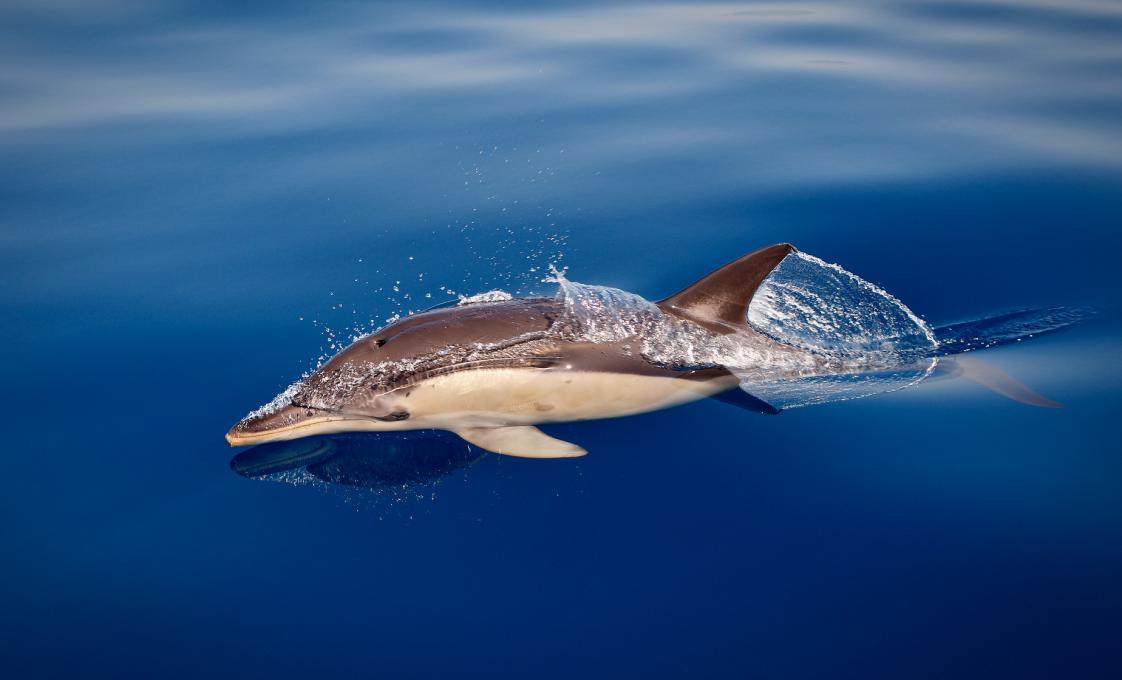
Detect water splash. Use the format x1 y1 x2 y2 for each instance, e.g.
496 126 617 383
458 289 514 305
750 251 937 362
547 264 663 344
740 251 939 408
241 379 306 420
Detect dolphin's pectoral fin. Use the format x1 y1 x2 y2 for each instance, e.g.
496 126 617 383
712 387 781 415
452 426 588 459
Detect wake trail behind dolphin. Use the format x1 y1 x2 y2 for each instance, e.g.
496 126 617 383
930 306 1098 355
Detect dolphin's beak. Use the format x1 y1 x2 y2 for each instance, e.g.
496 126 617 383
225 403 362 447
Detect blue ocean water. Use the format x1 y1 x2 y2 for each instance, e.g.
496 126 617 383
3 1 1122 677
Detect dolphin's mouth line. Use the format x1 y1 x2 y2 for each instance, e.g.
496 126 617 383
225 411 368 447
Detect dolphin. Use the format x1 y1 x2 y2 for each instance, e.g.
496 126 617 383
225 243 1062 457
226 243 800 457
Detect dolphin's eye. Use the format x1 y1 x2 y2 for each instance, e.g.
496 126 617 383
373 338 387 348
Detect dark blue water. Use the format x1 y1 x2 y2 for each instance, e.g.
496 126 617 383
3 1 1122 677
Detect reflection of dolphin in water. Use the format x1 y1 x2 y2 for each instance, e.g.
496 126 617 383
226 244 1086 457
230 433 483 490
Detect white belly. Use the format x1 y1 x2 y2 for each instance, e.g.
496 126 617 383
397 368 732 430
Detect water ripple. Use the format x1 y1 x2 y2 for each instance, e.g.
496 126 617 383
3 0 1121 184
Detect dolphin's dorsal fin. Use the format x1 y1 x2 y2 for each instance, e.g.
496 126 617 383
453 426 588 458
657 243 795 334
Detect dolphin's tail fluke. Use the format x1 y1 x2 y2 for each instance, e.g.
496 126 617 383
934 355 1062 408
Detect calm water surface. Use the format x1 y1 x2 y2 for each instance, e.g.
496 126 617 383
3 1 1122 677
